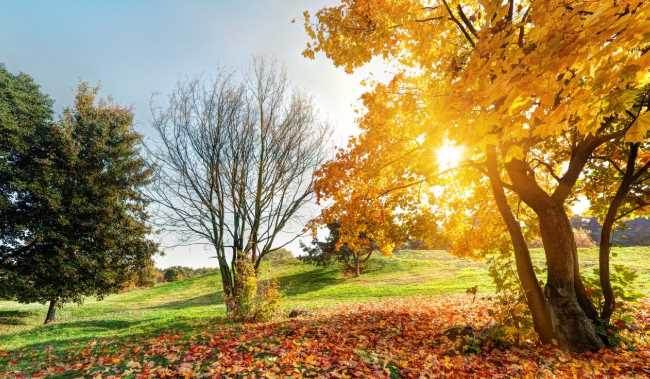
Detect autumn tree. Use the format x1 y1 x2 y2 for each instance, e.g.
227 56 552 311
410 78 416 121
308 96 442 275
0 74 157 323
148 59 327 316
304 0 649 351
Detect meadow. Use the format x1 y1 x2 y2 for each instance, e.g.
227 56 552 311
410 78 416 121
1 247 649 376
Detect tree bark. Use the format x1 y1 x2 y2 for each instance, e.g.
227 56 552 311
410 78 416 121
600 143 639 323
44 299 58 324
486 148 555 343
538 205 604 352
573 250 599 321
504 156 603 352
355 255 361 277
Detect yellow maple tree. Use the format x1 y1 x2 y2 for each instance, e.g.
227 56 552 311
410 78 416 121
305 0 649 352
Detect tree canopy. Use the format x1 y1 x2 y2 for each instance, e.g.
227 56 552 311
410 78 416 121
148 59 328 317
0 71 157 323
304 0 649 351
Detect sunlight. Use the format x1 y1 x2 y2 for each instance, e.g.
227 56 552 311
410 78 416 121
436 142 464 172
571 195 591 215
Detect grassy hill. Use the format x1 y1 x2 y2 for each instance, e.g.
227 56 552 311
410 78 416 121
1 247 649 373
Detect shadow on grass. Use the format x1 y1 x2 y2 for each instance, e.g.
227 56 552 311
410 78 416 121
0 314 229 374
48 319 140 332
148 266 345 307
276 266 345 297
147 292 224 310
0 311 34 326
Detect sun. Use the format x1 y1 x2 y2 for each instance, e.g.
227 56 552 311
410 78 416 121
436 142 464 172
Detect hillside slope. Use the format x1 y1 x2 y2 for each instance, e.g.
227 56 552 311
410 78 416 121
1 247 649 371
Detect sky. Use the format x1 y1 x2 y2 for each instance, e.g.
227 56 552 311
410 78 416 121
1 1 393 268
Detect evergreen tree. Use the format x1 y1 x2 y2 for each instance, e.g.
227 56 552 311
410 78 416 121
0 73 157 323
300 222 372 276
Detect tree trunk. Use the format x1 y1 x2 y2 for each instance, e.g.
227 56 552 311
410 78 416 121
44 299 58 324
573 249 599 321
486 148 555 343
216 253 236 315
599 143 639 323
538 205 604 352
355 255 361 277
599 208 617 324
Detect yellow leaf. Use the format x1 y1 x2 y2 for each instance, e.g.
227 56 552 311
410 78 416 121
626 111 650 142
636 70 650 87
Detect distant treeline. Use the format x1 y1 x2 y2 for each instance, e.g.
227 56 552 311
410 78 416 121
571 217 650 246
119 264 218 291
121 249 296 291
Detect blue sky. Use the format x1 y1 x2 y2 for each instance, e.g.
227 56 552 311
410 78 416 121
1 0 388 268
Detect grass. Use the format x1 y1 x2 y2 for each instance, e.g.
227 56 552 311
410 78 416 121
0 247 648 371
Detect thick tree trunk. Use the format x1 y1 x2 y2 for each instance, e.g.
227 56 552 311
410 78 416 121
538 206 604 352
486 149 555 343
503 155 604 351
573 249 599 321
44 299 58 324
216 252 236 315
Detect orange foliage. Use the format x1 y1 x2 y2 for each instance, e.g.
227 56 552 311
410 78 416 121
8 298 650 377
305 0 649 258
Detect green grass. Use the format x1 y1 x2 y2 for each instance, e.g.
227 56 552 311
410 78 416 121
0 247 648 369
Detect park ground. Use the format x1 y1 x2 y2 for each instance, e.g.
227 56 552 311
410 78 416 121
1 248 649 377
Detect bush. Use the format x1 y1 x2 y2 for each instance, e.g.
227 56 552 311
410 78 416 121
120 258 162 291
582 263 642 347
163 266 191 282
485 251 537 346
227 259 281 322
162 266 217 283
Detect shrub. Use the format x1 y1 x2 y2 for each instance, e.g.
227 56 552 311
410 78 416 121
120 258 162 291
163 266 191 282
161 266 217 283
485 251 537 346
227 259 281 322
582 263 643 347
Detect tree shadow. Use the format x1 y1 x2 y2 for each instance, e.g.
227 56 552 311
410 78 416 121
275 266 345 297
1 315 229 374
361 257 392 274
0 310 34 326
48 319 140 332
147 292 223 310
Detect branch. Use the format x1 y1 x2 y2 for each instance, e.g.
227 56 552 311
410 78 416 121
507 0 514 21
533 159 562 183
442 0 475 48
518 7 530 48
633 160 650 181
414 16 444 23
615 200 649 221
456 5 478 37
377 179 426 198
593 155 625 175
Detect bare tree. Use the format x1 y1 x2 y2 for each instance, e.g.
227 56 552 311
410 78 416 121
147 59 328 309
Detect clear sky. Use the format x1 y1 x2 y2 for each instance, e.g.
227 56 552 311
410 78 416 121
1 1 390 268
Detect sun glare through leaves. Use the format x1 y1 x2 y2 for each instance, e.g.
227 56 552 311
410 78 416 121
436 142 464 172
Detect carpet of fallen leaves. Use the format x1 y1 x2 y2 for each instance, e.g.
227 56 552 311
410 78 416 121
2 297 650 378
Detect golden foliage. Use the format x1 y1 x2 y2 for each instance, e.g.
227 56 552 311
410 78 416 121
305 0 649 252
